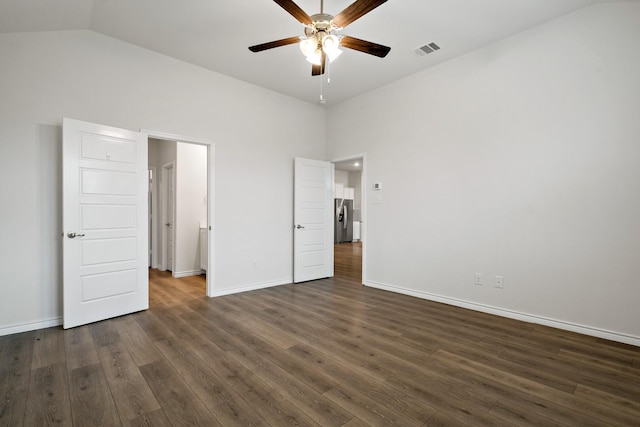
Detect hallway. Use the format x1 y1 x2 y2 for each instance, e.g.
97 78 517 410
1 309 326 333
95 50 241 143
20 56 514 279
334 242 362 283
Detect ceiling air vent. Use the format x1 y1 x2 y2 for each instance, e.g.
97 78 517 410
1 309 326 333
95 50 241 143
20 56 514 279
412 42 441 57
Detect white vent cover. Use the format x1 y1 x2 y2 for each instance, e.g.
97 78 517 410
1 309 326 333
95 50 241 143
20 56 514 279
412 42 441 56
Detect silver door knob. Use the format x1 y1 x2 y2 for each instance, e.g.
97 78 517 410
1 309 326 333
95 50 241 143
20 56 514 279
165 223 172 226
296 224 305 229
67 232 85 238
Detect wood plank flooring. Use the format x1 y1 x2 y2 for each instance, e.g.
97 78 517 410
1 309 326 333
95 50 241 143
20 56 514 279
1 268 640 426
335 242 362 283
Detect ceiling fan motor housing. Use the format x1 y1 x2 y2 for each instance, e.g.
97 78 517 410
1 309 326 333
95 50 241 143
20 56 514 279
305 13 336 38
311 13 334 28
303 12 341 56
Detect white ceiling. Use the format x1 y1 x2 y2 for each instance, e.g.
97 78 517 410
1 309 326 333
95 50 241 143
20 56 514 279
0 0 630 105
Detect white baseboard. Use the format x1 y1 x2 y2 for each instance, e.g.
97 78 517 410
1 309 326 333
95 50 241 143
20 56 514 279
212 277 293 297
365 280 640 347
0 276 291 336
0 317 63 337
173 270 203 278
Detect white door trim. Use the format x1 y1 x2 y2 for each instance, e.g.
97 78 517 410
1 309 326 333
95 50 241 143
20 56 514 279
331 153 367 284
141 129 215 298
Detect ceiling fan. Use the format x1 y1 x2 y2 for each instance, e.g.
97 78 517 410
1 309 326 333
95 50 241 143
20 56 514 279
249 0 391 76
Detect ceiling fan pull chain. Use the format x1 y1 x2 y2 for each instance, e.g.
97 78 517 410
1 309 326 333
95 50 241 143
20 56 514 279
319 65 326 104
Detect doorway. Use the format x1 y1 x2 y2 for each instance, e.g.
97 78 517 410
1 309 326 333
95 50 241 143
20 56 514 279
160 162 175 272
332 155 365 284
144 130 215 298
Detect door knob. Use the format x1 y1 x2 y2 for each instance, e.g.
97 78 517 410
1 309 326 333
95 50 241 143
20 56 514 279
165 223 172 226
67 232 85 238
296 224 305 229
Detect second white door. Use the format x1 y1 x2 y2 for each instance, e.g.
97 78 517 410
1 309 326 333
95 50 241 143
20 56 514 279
293 157 334 283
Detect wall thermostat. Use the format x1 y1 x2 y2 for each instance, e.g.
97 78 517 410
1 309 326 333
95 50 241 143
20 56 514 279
373 182 382 190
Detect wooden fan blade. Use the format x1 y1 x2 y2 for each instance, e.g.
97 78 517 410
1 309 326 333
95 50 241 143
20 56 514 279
273 0 312 25
311 52 326 76
341 35 390 58
333 0 388 28
249 36 300 53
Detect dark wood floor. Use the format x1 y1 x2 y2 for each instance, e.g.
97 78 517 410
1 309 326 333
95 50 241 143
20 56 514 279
2 268 640 426
335 242 362 283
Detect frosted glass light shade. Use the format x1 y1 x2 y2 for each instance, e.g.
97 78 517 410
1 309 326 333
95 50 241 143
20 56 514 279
327 48 342 63
322 34 340 52
300 38 317 57
305 48 323 65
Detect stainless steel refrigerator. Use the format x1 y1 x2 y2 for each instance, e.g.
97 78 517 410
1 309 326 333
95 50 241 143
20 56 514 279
335 199 353 244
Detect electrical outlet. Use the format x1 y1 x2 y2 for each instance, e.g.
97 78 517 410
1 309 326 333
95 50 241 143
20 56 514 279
475 273 483 285
495 275 504 289
252 259 258 268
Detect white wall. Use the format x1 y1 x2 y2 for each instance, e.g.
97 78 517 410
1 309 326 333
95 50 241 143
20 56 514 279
148 139 159 170
0 30 326 334
335 170 349 186
327 3 640 344
348 170 362 213
175 142 207 276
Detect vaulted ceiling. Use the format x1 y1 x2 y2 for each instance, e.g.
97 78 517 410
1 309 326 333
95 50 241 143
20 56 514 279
0 0 631 105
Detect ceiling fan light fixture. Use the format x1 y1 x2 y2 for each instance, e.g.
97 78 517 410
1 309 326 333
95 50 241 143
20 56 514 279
248 0 392 77
322 34 339 51
305 48 323 65
322 34 342 62
300 38 317 57
326 47 342 63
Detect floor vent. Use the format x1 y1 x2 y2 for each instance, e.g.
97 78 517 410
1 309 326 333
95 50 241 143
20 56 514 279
412 42 441 56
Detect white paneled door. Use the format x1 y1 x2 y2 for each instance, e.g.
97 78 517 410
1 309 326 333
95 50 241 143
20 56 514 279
293 158 334 283
63 118 148 329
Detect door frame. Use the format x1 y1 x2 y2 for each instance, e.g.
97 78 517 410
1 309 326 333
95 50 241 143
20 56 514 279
331 153 367 284
160 162 175 272
141 129 215 298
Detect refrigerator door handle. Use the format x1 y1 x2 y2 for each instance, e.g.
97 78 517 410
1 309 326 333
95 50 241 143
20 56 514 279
343 205 348 229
